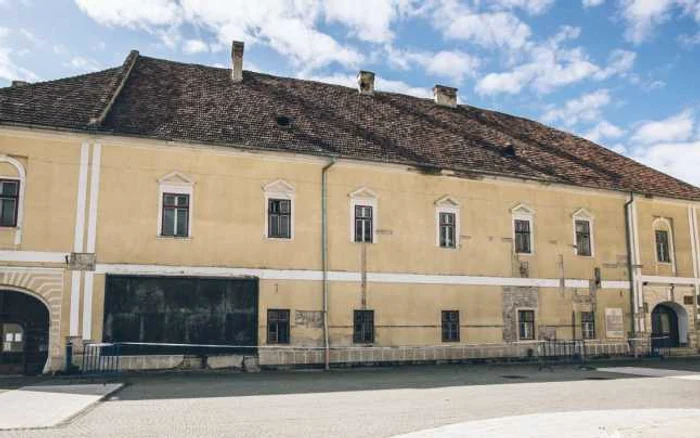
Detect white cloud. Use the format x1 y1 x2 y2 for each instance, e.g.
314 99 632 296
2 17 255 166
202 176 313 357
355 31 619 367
387 47 480 83
630 110 695 144
182 39 209 55
620 0 700 43
584 120 625 143
631 140 700 185
488 0 556 15
75 0 182 27
582 0 605 7
441 11 533 50
323 0 400 43
541 89 612 127
65 56 101 72
476 28 635 95
679 31 700 46
0 27 39 83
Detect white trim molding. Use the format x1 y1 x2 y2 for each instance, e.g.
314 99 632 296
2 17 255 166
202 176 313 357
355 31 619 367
86 143 102 253
572 208 595 257
0 155 27 245
0 250 68 263
349 187 378 244
157 172 194 238
73 143 90 252
511 202 534 255
435 195 460 249
263 179 295 240
95 263 631 289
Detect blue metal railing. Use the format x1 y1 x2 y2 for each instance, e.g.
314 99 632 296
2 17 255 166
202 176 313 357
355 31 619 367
81 343 121 376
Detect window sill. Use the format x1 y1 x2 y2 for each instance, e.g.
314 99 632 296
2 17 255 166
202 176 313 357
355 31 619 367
157 236 192 241
438 246 459 251
515 252 534 256
265 236 293 242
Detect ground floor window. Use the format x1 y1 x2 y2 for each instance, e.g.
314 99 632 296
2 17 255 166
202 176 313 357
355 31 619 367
267 309 290 344
518 310 535 340
441 310 460 342
581 311 595 339
353 310 374 344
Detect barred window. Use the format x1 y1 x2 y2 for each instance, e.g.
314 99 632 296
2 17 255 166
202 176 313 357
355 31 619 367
575 220 592 256
439 212 456 248
518 310 535 340
161 193 189 237
353 310 374 343
581 311 595 340
268 199 291 239
0 180 19 227
354 205 373 243
441 310 460 342
267 309 290 344
655 230 671 263
514 219 532 254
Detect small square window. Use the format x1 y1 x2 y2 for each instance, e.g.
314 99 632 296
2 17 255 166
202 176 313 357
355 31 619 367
353 310 374 343
441 310 460 342
267 309 290 344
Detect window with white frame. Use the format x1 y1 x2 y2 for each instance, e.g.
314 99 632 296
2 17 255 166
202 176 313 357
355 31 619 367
435 196 460 249
349 187 378 243
0 156 25 244
572 209 594 257
653 218 674 265
263 180 295 240
518 309 535 340
581 311 595 339
158 172 193 238
511 203 534 254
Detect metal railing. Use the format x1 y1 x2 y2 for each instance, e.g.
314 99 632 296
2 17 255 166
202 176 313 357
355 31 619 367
81 342 121 376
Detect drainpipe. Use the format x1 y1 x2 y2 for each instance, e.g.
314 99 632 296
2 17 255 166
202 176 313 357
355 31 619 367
624 192 637 337
321 157 336 370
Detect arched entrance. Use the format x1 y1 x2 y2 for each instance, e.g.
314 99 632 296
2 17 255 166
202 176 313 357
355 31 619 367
0 289 50 375
651 302 688 350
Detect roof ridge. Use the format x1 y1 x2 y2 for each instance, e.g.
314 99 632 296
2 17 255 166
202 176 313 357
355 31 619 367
87 50 140 128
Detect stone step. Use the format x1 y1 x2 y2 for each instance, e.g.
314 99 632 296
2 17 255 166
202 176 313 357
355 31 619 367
666 347 699 357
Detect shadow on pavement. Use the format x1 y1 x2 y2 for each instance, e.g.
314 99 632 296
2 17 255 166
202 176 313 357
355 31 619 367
109 362 639 401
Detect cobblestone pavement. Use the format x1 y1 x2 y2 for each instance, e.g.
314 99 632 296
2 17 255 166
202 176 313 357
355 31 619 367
0 359 699 437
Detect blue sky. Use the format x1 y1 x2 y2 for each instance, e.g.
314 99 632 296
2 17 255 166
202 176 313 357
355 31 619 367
2 0 700 185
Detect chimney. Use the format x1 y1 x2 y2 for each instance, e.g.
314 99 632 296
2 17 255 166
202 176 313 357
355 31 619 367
357 70 375 95
231 41 244 82
433 85 457 108
11 80 29 88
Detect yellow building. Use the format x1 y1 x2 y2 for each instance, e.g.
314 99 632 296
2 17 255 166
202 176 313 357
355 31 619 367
0 42 698 373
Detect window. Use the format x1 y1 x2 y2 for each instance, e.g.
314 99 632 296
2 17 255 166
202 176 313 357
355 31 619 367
435 196 460 249
575 220 592 256
354 205 373 243
514 219 532 254
263 180 295 239
655 229 671 263
581 312 595 340
349 187 378 243
441 310 460 342
353 310 374 343
268 199 291 239
267 309 290 344
161 193 190 237
439 212 456 248
0 179 19 227
158 172 193 238
518 310 535 340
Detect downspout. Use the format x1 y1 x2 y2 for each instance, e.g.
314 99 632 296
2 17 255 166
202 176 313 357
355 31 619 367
321 157 336 370
624 192 637 337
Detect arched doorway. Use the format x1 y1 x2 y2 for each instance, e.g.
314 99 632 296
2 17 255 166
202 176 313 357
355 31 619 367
651 302 688 350
0 289 50 375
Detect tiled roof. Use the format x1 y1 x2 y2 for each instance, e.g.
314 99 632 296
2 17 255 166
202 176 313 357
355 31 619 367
2 51 700 201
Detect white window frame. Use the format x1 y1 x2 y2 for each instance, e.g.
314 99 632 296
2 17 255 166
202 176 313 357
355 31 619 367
652 217 675 269
263 179 295 240
157 172 194 239
0 156 25 245
516 307 537 341
511 203 534 255
572 208 595 257
435 195 460 249
349 187 378 244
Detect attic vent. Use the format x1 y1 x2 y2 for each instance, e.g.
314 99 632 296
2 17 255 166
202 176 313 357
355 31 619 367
276 115 292 128
503 143 516 157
